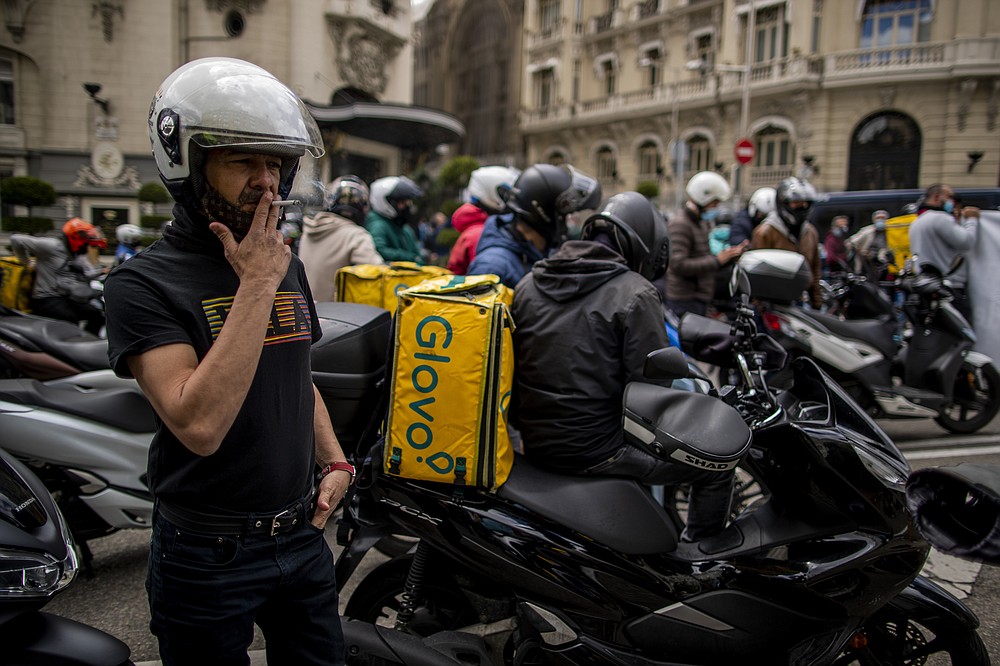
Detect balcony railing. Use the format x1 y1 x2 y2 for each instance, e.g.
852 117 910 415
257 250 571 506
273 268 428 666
522 38 1000 132
593 10 614 33
527 17 566 51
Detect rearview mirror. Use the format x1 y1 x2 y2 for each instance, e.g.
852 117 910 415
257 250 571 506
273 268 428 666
729 264 752 299
643 347 691 382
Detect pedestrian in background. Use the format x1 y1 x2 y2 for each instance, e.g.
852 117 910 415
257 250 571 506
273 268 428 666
664 171 746 318
909 183 978 320
10 218 107 334
448 165 520 275
366 175 424 264
299 175 384 302
823 215 850 273
104 57 351 666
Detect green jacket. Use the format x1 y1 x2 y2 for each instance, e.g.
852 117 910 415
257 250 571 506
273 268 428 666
364 211 422 264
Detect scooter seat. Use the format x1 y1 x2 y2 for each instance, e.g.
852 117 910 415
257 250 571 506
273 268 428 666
498 454 678 555
0 378 155 433
796 310 897 362
0 315 109 372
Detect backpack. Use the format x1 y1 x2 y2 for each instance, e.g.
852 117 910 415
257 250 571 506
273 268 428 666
335 262 451 310
0 256 34 312
384 274 515 492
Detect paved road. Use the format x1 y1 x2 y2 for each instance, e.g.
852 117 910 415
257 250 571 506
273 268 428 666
44 413 1000 663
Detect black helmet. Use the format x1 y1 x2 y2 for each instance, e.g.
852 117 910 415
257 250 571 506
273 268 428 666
581 191 670 281
775 177 817 230
324 175 369 224
505 164 601 242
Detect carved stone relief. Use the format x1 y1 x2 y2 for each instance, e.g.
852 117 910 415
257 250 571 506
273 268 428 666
328 18 405 97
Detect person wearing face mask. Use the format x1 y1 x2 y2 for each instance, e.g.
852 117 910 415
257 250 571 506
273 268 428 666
365 175 425 264
823 215 851 273
847 209 891 280
664 171 747 318
752 177 823 309
909 183 979 320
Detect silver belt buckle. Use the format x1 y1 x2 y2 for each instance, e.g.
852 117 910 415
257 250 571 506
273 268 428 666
270 506 296 536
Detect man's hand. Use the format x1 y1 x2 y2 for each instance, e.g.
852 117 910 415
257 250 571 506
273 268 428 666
718 240 749 265
311 469 351 530
210 191 291 290
961 206 980 220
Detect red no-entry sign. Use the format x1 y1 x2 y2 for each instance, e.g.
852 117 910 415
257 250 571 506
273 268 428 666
735 138 755 165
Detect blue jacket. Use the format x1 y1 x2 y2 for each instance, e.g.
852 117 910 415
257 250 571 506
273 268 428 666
729 209 756 246
467 214 544 288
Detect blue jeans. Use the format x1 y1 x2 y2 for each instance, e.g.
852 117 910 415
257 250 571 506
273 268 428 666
148 511 344 666
583 444 734 541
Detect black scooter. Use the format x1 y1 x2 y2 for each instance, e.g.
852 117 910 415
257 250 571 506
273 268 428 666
0 305 109 380
747 249 1000 434
326 271 988 666
0 446 132 664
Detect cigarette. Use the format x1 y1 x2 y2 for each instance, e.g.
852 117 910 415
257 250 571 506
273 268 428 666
271 199 302 207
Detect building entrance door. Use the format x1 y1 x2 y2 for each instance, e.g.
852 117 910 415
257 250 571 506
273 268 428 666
848 111 921 191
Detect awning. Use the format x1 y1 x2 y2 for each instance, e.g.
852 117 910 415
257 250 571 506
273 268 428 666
304 99 465 150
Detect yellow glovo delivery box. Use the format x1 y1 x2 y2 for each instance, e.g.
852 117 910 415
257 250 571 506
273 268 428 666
0 256 34 312
335 262 452 310
385 274 515 492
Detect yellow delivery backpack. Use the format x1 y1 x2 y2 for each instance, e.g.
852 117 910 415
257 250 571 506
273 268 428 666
384 274 515 492
0 256 34 312
884 213 916 275
335 262 452 310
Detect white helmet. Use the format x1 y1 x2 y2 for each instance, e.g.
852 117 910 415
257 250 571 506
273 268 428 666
148 57 324 201
685 171 732 208
115 223 143 246
748 187 776 219
370 176 423 220
467 166 521 214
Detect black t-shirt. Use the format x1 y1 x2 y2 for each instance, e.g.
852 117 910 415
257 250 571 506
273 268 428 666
104 214 321 513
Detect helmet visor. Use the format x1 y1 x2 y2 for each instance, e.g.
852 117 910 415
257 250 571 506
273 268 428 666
555 166 600 216
172 62 325 159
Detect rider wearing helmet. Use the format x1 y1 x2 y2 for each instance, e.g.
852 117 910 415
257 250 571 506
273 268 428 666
665 171 746 318
752 177 823 308
114 223 144 265
10 217 106 333
365 175 424 264
103 57 349 665
447 165 520 275
513 191 733 542
729 187 775 246
467 163 601 288
299 175 384 301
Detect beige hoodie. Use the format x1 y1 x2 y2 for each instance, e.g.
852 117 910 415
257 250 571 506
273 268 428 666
299 211 384 302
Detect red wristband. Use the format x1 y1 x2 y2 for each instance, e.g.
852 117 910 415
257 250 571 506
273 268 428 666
319 461 355 484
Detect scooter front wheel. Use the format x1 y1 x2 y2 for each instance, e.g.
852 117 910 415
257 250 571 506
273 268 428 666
835 615 990 665
935 362 1000 435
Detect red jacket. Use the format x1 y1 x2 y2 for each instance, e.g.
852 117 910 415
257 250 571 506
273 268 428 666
447 203 488 275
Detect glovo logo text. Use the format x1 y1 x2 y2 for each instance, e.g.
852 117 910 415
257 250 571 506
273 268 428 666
405 314 457 476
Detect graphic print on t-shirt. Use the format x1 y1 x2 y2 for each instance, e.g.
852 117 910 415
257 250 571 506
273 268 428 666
202 291 313 345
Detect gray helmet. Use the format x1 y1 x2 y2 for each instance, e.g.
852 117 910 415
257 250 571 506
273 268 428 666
775 177 817 229
581 191 670 281
149 57 324 203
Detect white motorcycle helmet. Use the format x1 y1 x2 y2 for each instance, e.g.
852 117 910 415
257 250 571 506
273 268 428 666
748 187 776 219
148 57 325 202
115 223 143 246
685 171 732 208
467 166 521 214
370 176 423 221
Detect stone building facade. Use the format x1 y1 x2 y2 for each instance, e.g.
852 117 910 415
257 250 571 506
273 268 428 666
0 0 459 231
515 0 1000 208
413 0 525 167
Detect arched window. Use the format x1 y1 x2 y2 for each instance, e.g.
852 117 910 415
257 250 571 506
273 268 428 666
596 146 616 181
848 111 921 190
687 136 713 174
637 141 660 180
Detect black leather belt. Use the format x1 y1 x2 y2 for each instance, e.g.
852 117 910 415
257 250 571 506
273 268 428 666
158 496 315 537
